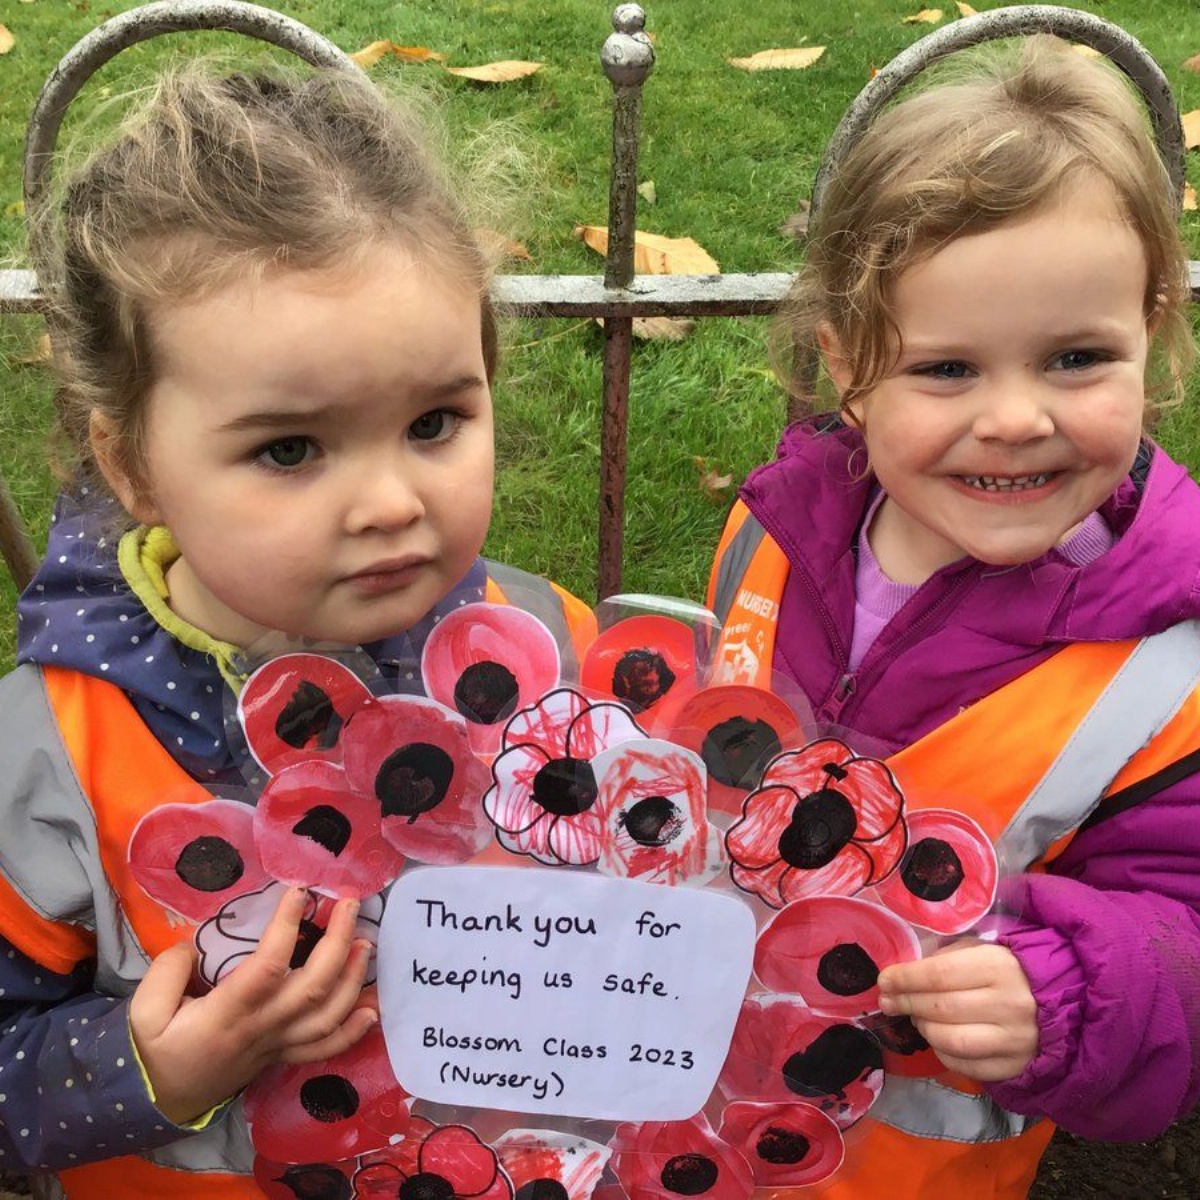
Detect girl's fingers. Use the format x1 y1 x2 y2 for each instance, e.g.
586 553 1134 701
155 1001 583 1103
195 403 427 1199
130 940 198 1039
252 886 312 967
283 896 362 992
278 1003 380 1067
284 938 374 1045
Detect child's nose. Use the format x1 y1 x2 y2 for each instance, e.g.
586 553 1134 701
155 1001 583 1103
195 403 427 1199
343 453 425 533
971 379 1056 443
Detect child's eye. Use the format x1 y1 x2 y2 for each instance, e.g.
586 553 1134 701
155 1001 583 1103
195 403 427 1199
410 410 459 442
256 437 314 469
1050 349 1110 372
914 361 972 380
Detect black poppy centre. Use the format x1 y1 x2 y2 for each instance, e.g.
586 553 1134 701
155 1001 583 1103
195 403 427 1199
755 1125 812 1165
532 756 598 816
778 764 857 870
620 794 684 847
276 680 343 751
174 835 244 892
612 648 676 712
292 805 352 857
399 1173 457 1200
375 742 455 822
298 1073 359 1123
900 837 965 901
700 717 781 788
659 1153 719 1195
782 1024 883 1098
514 1181 569 1200
273 1164 352 1200
454 660 520 726
817 942 880 996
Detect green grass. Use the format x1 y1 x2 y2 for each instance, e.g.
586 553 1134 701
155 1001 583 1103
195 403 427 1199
2 0 1200 669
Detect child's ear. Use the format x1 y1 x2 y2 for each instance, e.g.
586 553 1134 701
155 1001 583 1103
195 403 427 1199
817 323 861 419
89 411 161 527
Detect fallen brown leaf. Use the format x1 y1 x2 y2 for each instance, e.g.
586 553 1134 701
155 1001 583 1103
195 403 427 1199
444 60 542 83
576 226 720 274
1185 184 1197 212
10 333 51 367
1184 52 1200 73
693 456 734 502
392 45 446 63
474 228 532 263
903 9 943 24
632 316 694 341
0 25 14 54
727 46 825 71
350 40 446 67
780 200 810 242
1183 110 1200 150
956 2 977 13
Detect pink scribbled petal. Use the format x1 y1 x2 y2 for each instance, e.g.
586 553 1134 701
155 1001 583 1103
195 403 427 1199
419 1125 502 1196
730 858 789 908
725 785 798 868
546 810 603 865
776 843 875 903
502 689 585 758
564 699 645 760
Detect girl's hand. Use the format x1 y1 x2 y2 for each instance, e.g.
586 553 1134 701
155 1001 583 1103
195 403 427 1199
876 940 1038 1082
128 887 376 1125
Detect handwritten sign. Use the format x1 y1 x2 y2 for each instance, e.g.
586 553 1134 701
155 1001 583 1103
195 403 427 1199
377 866 755 1120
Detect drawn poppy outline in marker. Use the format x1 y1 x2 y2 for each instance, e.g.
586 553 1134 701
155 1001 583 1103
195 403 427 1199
663 685 805 816
719 993 884 1129
254 759 405 899
591 739 725 886
725 738 907 908
753 894 922 1017
580 614 697 718
238 653 374 776
129 796 272 922
717 1100 845 1188
494 1128 611 1200
341 694 493 864
422 603 562 757
872 807 998 935
609 1111 754 1200
352 1116 514 1200
485 687 646 865
245 1023 410 1165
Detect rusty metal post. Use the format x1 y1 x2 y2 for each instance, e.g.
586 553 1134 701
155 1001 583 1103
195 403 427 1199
598 4 654 598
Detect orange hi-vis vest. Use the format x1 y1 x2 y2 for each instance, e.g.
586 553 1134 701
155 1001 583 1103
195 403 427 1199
0 572 594 1200
708 500 1200 1199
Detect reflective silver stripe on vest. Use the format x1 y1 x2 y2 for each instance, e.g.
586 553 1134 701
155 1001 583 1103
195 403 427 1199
878 620 1200 1144
710 512 767 624
0 665 255 1180
997 618 1200 874
484 560 580 679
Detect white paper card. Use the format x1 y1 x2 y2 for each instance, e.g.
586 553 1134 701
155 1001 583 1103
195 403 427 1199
377 866 755 1120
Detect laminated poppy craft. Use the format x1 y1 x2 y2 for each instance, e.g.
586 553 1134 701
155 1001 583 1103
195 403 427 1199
125 595 1004 1197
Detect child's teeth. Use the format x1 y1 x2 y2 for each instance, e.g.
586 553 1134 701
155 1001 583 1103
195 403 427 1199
963 474 1051 492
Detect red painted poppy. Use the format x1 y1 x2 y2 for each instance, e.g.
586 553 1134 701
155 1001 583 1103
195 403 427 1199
663 686 805 816
352 1117 514 1200
254 759 405 899
128 797 272 922
580 615 697 718
494 1129 611 1200
591 739 724 886
252 1155 355 1200
485 688 645 865
423 603 562 758
725 739 907 908
609 1113 753 1200
238 654 373 776
719 994 883 1128
753 895 922 1018
871 808 998 935
245 1023 410 1164
341 695 492 864
194 881 383 989
717 1100 844 1188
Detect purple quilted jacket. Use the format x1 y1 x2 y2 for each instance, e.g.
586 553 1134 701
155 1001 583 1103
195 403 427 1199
738 417 1200 1141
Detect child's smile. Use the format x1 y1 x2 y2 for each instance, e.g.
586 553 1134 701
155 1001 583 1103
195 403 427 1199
116 244 495 647
839 180 1153 586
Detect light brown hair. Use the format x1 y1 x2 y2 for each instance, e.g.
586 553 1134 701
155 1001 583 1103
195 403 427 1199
38 66 498 496
776 35 1192 417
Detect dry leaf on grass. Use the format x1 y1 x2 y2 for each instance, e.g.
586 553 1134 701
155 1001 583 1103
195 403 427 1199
10 333 51 367
474 228 532 263
956 2 977 14
1185 184 1197 212
1183 111 1200 150
576 226 720 274
444 60 542 83
693 456 734 501
637 180 657 205
780 200 810 242
632 317 694 341
1184 52 1200 73
903 9 943 24
0 25 14 54
728 46 825 71
350 41 445 67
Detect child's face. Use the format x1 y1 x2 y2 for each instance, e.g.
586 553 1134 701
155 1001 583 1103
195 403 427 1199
837 183 1151 585
104 244 495 646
